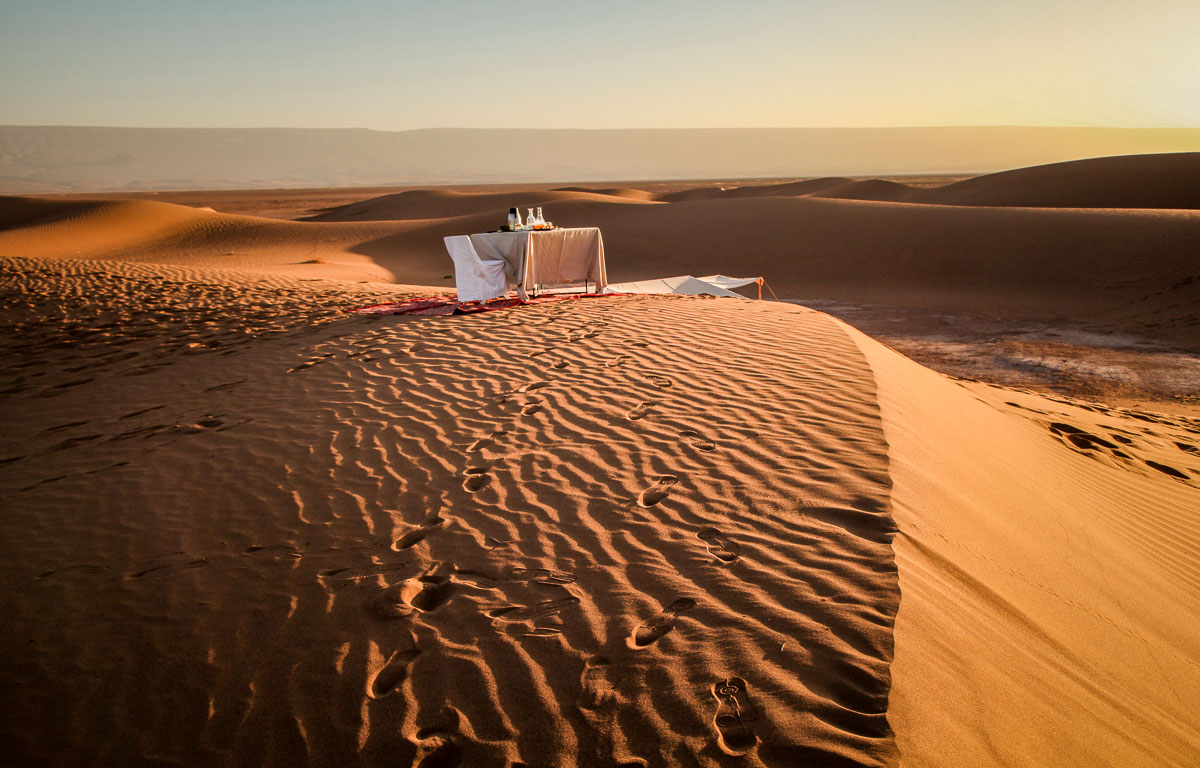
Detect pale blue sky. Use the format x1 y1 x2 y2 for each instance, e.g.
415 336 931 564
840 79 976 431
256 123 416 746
2 0 1197 128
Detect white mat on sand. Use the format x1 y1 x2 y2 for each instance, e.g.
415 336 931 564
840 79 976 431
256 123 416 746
605 274 759 298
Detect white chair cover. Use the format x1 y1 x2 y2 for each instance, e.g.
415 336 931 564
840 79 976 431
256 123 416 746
444 236 509 302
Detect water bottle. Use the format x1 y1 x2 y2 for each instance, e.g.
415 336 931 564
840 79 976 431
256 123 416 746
509 207 521 230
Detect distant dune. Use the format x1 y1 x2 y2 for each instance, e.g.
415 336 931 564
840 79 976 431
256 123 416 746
2 125 1199 193
306 188 658 222
5 153 1199 354
915 152 1200 208
639 153 1200 210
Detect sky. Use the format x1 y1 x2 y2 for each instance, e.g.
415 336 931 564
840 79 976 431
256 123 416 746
1 0 1198 130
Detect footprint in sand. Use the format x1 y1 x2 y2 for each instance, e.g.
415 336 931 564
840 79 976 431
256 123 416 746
643 374 672 388
488 596 580 636
629 597 696 648
373 563 457 618
626 401 657 421
1048 423 1128 455
393 514 446 550
463 466 491 492
504 566 574 585
712 677 759 755
520 399 544 416
638 475 678 507
371 581 418 619
680 430 716 452
697 528 740 563
467 430 506 453
318 560 411 582
579 655 617 710
413 709 468 768
605 355 631 368
369 648 422 699
1146 460 1189 480
409 566 458 612
518 381 550 393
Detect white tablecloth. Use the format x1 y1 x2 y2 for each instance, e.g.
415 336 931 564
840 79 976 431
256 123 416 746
466 227 607 300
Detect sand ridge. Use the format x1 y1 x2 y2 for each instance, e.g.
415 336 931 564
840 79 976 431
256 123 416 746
853 328 1200 766
3 257 906 766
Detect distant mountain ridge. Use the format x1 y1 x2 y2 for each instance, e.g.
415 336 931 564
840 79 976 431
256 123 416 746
2 125 1199 193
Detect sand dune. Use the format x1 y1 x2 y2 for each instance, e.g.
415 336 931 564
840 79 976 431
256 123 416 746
553 187 658 202
8 153 1200 355
1 255 1197 767
808 180 913 202
411 195 1197 352
916 152 1200 209
0 195 408 282
3 152 1200 765
654 179 855 203
860 332 1200 767
644 153 1200 210
306 188 657 223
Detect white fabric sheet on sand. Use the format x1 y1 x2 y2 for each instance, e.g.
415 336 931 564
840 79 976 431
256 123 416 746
605 275 759 298
696 275 762 291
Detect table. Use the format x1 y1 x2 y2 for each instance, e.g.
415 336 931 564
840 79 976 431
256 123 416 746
467 227 607 301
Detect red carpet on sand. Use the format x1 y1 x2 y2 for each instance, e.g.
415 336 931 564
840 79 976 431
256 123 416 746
351 293 622 316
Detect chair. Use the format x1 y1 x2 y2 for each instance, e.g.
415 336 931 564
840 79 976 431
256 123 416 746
444 236 509 302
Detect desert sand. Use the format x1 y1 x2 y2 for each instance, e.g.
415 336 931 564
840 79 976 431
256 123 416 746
2 154 1199 767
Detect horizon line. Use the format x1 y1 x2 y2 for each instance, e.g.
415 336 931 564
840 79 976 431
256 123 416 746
4 124 1200 133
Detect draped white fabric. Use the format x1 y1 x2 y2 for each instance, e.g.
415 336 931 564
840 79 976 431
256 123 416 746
605 275 760 298
696 275 762 290
444 236 509 303
459 228 607 301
